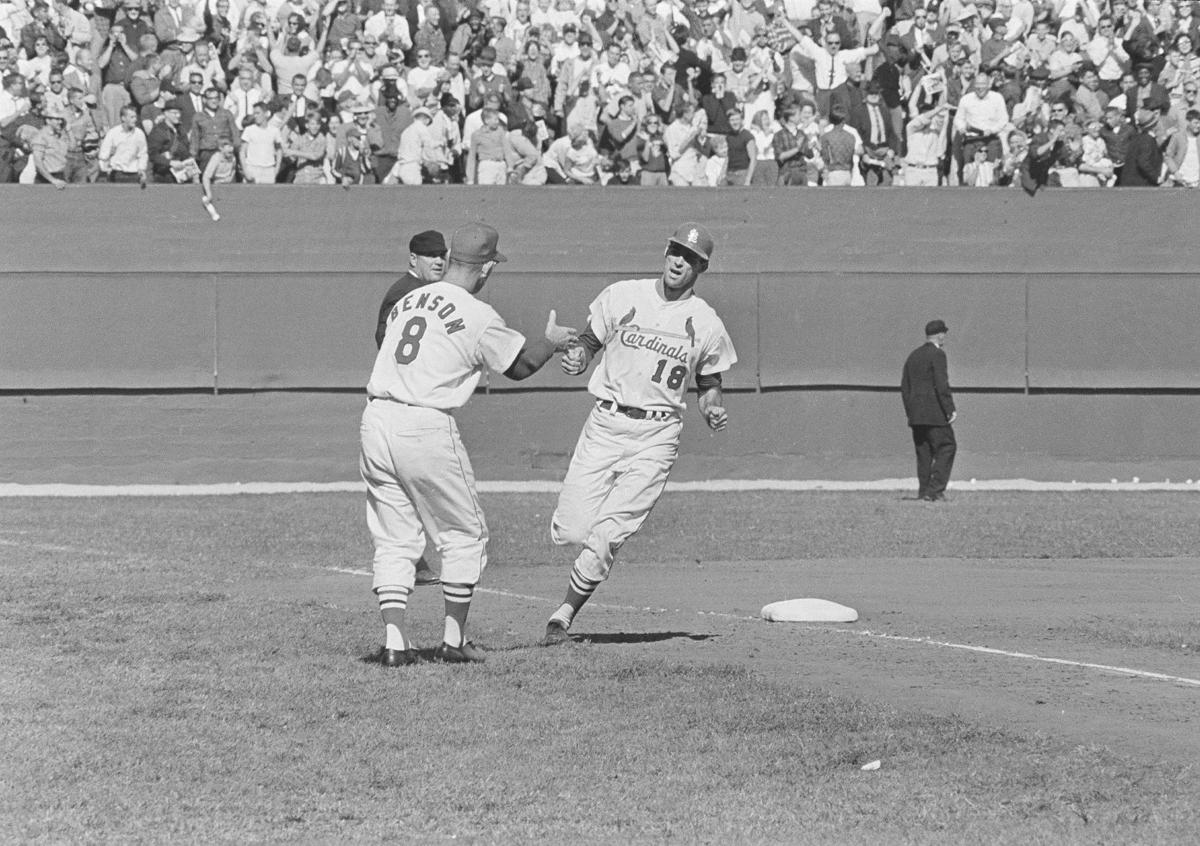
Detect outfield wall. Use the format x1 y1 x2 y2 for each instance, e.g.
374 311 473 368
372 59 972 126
2 186 1198 464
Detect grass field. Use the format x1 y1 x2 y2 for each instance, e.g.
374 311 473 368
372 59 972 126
4 491 1199 844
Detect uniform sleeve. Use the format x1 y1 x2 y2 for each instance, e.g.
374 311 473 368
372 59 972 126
586 286 614 345
697 320 738 376
477 316 528 374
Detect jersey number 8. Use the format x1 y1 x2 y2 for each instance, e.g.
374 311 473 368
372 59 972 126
393 316 427 365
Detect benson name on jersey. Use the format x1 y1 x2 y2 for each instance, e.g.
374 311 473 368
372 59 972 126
391 291 466 335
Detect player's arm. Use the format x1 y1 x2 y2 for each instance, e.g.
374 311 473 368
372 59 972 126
504 310 577 381
696 372 727 431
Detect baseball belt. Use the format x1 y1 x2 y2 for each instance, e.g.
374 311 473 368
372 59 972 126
597 399 678 421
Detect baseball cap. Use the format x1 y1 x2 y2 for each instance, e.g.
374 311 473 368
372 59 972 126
449 223 507 264
667 223 714 263
409 229 446 256
925 319 949 336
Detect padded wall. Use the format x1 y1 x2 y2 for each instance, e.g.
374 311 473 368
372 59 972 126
2 187 1198 391
0 273 214 389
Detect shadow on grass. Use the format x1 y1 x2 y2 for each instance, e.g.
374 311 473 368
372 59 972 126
571 631 718 645
357 632 718 663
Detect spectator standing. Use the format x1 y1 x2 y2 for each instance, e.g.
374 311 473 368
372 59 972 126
819 102 857 185
201 135 237 196
284 109 333 183
332 124 375 185
780 9 890 118
723 108 756 186
953 71 1009 178
240 100 282 183
189 86 238 173
412 5 447 65
636 111 669 184
373 86 412 177
97 20 137 129
98 103 147 183
224 65 267 126
386 104 437 183
147 98 196 183
851 79 900 184
62 86 101 183
902 103 949 185
31 103 69 188
900 318 957 503
774 102 811 185
466 106 512 184
1165 108 1200 187
1118 108 1165 185
663 98 705 185
1087 16 1129 99
747 106 777 185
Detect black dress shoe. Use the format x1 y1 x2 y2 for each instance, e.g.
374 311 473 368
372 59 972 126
379 647 419 667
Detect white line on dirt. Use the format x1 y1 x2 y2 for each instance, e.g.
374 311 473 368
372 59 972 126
324 566 1200 689
4 478 1200 497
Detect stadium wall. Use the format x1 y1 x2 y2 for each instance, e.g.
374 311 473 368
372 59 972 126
2 186 1198 465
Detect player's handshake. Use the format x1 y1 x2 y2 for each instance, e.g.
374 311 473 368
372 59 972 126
544 310 577 351
561 343 588 376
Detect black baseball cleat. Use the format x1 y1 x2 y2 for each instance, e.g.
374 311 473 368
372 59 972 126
433 641 486 663
923 493 948 503
539 621 570 646
379 647 419 667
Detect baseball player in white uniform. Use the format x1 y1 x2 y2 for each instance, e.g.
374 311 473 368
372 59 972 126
361 222 577 666
540 223 738 646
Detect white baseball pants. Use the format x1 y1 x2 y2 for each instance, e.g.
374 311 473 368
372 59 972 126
359 400 488 591
551 404 681 582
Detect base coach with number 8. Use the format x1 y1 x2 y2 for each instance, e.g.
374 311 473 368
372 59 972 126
360 223 577 666
901 319 957 502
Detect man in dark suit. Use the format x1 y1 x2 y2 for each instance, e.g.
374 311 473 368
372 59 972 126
1117 109 1164 185
901 319 957 502
851 80 901 184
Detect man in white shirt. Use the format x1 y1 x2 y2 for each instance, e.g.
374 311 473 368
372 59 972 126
953 71 1010 171
1086 15 1129 98
239 100 281 182
98 103 148 182
364 0 412 54
781 8 890 118
223 65 266 125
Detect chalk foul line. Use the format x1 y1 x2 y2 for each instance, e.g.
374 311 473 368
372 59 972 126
324 566 1200 689
5 478 1200 497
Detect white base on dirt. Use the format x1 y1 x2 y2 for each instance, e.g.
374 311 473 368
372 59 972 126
761 598 858 623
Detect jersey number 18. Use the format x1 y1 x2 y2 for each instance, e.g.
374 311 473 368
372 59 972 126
651 358 688 390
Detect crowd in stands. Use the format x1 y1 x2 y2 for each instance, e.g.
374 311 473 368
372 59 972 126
2 0 1198 188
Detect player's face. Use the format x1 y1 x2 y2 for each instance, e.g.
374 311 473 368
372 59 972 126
663 243 703 292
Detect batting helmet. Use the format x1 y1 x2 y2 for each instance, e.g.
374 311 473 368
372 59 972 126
667 223 714 264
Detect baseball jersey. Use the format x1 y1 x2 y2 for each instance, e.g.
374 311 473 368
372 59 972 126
367 280 526 410
586 278 738 413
